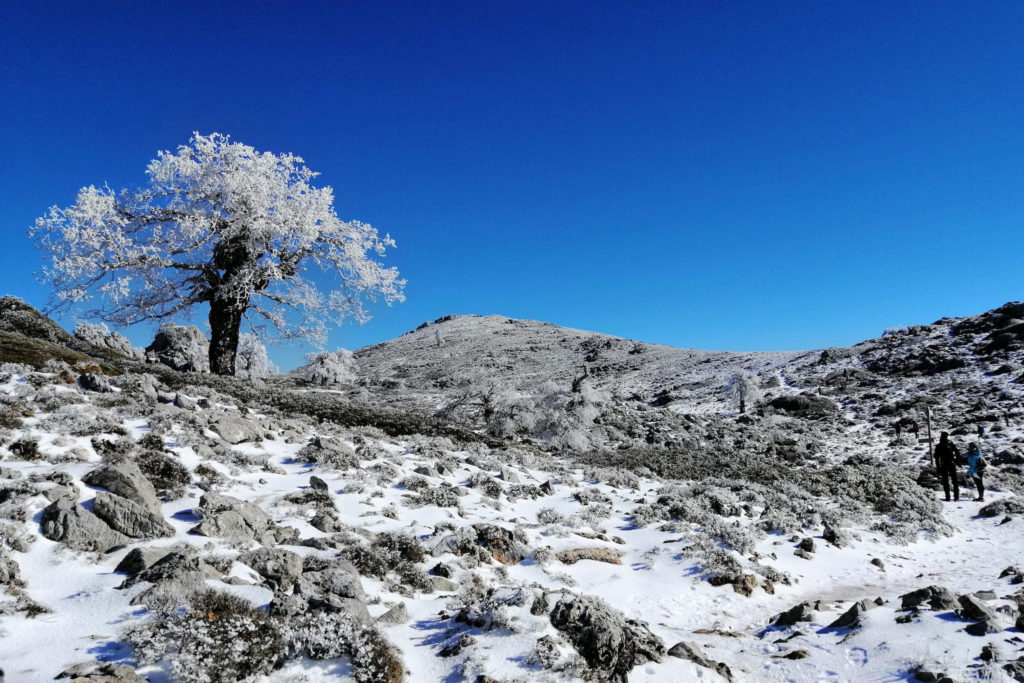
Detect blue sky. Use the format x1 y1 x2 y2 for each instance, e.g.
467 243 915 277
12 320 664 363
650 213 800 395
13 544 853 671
2 1 1022 370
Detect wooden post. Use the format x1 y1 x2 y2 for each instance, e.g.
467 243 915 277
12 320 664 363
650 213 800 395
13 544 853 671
926 406 934 467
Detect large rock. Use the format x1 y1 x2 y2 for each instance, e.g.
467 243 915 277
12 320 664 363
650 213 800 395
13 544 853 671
474 524 529 564
979 498 1024 518
114 547 175 577
240 548 303 590
556 547 623 565
56 661 147 681
74 322 142 360
293 562 371 626
145 323 209 373
190 492 274 543
123 551 207 611
91 492 173 540
549 594 665 683
211 415 265 444
900 585 957 612
82 460 162 515
40 497 130 552
957 594 998 622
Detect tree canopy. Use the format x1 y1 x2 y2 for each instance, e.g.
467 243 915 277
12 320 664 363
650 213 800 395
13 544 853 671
31 132 405 374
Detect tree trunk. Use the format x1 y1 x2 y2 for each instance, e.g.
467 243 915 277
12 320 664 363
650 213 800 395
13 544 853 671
208 296 245 376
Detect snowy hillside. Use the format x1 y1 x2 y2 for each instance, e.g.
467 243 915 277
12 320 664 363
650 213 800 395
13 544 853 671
0 299 1023 682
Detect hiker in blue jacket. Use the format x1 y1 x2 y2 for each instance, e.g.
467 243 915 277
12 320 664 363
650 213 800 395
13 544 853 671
965 442 987 503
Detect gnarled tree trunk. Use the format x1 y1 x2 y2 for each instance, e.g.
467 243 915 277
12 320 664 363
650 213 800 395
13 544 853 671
208 296 245 376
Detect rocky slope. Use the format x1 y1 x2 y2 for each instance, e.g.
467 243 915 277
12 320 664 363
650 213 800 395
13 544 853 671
0 299 1022 682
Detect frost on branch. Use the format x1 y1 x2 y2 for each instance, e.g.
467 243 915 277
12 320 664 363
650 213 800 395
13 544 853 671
31 132 405 375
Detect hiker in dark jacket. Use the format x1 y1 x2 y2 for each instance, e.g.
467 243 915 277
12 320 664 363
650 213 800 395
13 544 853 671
965 442 987 502
934 431 960 502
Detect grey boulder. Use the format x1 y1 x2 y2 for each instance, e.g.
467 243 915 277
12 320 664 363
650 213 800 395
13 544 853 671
91 492 173 540
41 498 131 552
83 460 162 515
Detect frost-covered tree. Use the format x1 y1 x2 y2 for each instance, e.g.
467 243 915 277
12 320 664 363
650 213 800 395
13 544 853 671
234 333 277 379
30 132 405 375
724 369 760 413
298 348 358 386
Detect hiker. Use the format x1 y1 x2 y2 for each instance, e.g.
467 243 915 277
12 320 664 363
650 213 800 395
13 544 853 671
966 442 988 502
977 424 985 439
912 423 920 438
895 422 903 438
934 431 961 502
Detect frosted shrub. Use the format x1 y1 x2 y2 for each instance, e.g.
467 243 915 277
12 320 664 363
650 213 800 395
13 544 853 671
536 507 565 525
414 483 460 508
125 589 282 683
283 611 403 683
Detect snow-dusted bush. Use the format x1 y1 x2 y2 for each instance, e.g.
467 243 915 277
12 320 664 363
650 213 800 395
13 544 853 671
536 507 566 525
298 349 358 386
234 334 277 380
125 589 282 683
283 610 403 682
413 483 460 508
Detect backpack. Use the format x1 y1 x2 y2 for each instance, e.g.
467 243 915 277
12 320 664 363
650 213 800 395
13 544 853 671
976 455 988 473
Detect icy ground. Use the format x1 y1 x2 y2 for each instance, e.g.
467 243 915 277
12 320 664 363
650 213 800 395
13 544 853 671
0 368 1022 682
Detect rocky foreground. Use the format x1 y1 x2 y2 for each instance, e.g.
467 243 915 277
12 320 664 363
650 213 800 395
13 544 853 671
0 298 1023 682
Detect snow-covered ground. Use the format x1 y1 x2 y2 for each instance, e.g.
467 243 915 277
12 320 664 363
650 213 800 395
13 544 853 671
0 364 1022 682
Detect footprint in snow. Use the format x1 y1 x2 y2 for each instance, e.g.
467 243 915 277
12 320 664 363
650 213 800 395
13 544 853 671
845 646 868 667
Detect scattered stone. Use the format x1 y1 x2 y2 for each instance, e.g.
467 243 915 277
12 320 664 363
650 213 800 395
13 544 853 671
730 574 759 597
211 415 264 444
794 548 814 561
871 558 885 571
797 537 815 553
439 634 475 658
473 524 529 564
772 602 815 627
980 644 998 662
430 576 459 592
822 524 850 548
957 594 999 622
778 649 811 660
431 562 453 578
309 476 329 492
667 640 733 681
899 585 957 612
828 601 867 629
378 602 409 624
78 373 112 393
56 661 147 681
974 589 998 601
173 393 197 410
555 547 623 565
114 547 174 577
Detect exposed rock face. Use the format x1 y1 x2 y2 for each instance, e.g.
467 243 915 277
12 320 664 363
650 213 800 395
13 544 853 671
190 492 274 543
82 461 162 515
40 497 130 552
122 551 208 611
73 322 141 360
473 523 529 564
91 492 174 539
145 323 210 373
377 602 409 624
549 594 665 683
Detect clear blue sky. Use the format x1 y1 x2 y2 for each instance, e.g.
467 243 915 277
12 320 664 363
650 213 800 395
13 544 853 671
2 1 1022 370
